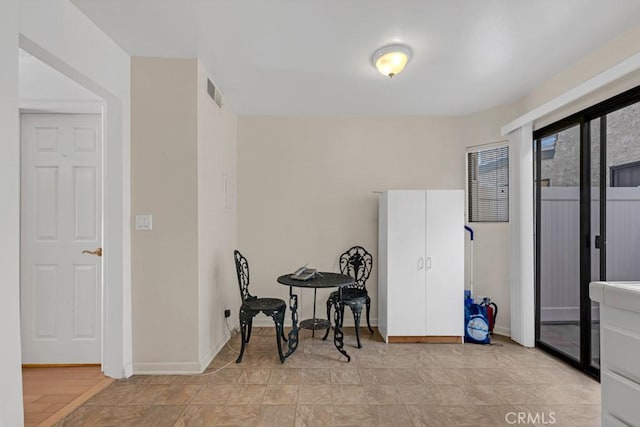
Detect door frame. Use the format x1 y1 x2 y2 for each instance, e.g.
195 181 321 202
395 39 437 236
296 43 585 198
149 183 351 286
534 84 640 379
19 36 132 378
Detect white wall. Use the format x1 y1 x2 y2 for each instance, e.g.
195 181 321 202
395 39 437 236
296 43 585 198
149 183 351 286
0 1 24 425
19 0 130 102
196 62 239 369
3 0 132 424
19 50 102 112
19 0 132 379
508 124 535 347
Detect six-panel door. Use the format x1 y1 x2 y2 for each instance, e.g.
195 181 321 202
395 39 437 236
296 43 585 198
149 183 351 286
20 114 102 364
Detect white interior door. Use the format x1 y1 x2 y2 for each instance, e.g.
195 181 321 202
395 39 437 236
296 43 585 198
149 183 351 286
21 113 102 364
387 190 426 336
425 190 464 336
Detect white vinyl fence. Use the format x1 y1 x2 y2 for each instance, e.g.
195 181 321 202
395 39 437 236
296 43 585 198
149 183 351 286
540 187 640 322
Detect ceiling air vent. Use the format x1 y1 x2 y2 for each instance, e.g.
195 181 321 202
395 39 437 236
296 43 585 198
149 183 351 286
207 78 224 108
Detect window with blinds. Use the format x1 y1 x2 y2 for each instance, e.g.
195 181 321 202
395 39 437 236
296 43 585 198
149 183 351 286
467 145 509 222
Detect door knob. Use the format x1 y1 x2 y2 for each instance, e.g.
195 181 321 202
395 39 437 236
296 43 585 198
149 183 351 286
82 247 102 257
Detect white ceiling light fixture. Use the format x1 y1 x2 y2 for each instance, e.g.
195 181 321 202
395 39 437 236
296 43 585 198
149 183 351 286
372 44 412 78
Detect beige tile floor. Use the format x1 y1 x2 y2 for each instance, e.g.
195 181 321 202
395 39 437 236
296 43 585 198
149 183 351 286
54 328 600 426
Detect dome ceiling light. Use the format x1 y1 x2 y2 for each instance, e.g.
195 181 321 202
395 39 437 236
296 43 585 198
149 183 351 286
371 44 412 78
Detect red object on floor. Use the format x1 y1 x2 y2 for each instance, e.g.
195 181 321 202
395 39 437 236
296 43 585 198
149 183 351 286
487 304 494 333
480 298 498 334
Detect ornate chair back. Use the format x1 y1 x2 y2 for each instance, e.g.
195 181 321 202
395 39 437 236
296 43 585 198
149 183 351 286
339 246 373 291
234 250 253 302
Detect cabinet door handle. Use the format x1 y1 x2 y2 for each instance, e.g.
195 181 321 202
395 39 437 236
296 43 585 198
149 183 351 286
417 257 424 270
426 257 432 270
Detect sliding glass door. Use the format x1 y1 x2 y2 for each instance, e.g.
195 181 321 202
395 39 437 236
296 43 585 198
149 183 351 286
536 124 582 362
535 85 640 377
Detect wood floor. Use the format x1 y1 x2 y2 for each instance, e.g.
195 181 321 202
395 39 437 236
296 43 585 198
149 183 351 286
22 366 112 426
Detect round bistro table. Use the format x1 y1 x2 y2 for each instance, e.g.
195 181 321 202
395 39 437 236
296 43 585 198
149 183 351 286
277 272 354 362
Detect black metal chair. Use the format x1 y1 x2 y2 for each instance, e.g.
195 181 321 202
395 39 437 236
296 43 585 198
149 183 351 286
233 250 287 363
322 246 374 348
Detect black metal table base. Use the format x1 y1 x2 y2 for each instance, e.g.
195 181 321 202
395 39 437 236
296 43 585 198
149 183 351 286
330 295 350 362
284 290 299 359
283 287 350 362
300 318 331 330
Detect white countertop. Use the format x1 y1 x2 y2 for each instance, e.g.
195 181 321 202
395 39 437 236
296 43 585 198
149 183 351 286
590 281 640 313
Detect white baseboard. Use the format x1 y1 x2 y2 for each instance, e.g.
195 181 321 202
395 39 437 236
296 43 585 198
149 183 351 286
123 362 134 378
133 360 204 375
493 325 511 337
133 331 235 376
103 362 132 379
198 333 230 372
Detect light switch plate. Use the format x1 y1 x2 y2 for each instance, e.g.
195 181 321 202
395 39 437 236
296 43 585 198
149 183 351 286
135 214 152 231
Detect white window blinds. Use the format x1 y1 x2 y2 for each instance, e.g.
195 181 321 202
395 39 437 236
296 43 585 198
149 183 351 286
467 145 509 222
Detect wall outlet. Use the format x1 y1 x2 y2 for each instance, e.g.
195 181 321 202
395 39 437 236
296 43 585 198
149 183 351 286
224 309 231 318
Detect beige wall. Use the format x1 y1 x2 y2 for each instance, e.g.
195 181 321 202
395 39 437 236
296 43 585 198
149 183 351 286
131 57 200 369
459 102 523 335
196 62 239 364
236 23 640 338
131 57 238 372
237 109 521 334
457 22 640 335
238 116 471 327
527 23 640 129
129 18 640 361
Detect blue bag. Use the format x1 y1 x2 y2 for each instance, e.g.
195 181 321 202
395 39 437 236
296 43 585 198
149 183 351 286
464 300 490 344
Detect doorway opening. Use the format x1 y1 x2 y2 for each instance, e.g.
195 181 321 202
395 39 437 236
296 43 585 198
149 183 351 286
18 46 109 424
19 47 104 364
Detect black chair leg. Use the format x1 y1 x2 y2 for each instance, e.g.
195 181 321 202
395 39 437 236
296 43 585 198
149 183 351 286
351 304 363 348
236 312 250 363
281 326 287 343
273 310 286 363
365 296 374 334
246 317 253 343
322 296 333 341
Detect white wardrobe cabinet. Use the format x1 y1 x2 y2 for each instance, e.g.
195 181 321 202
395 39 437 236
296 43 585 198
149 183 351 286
378 190 464 343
